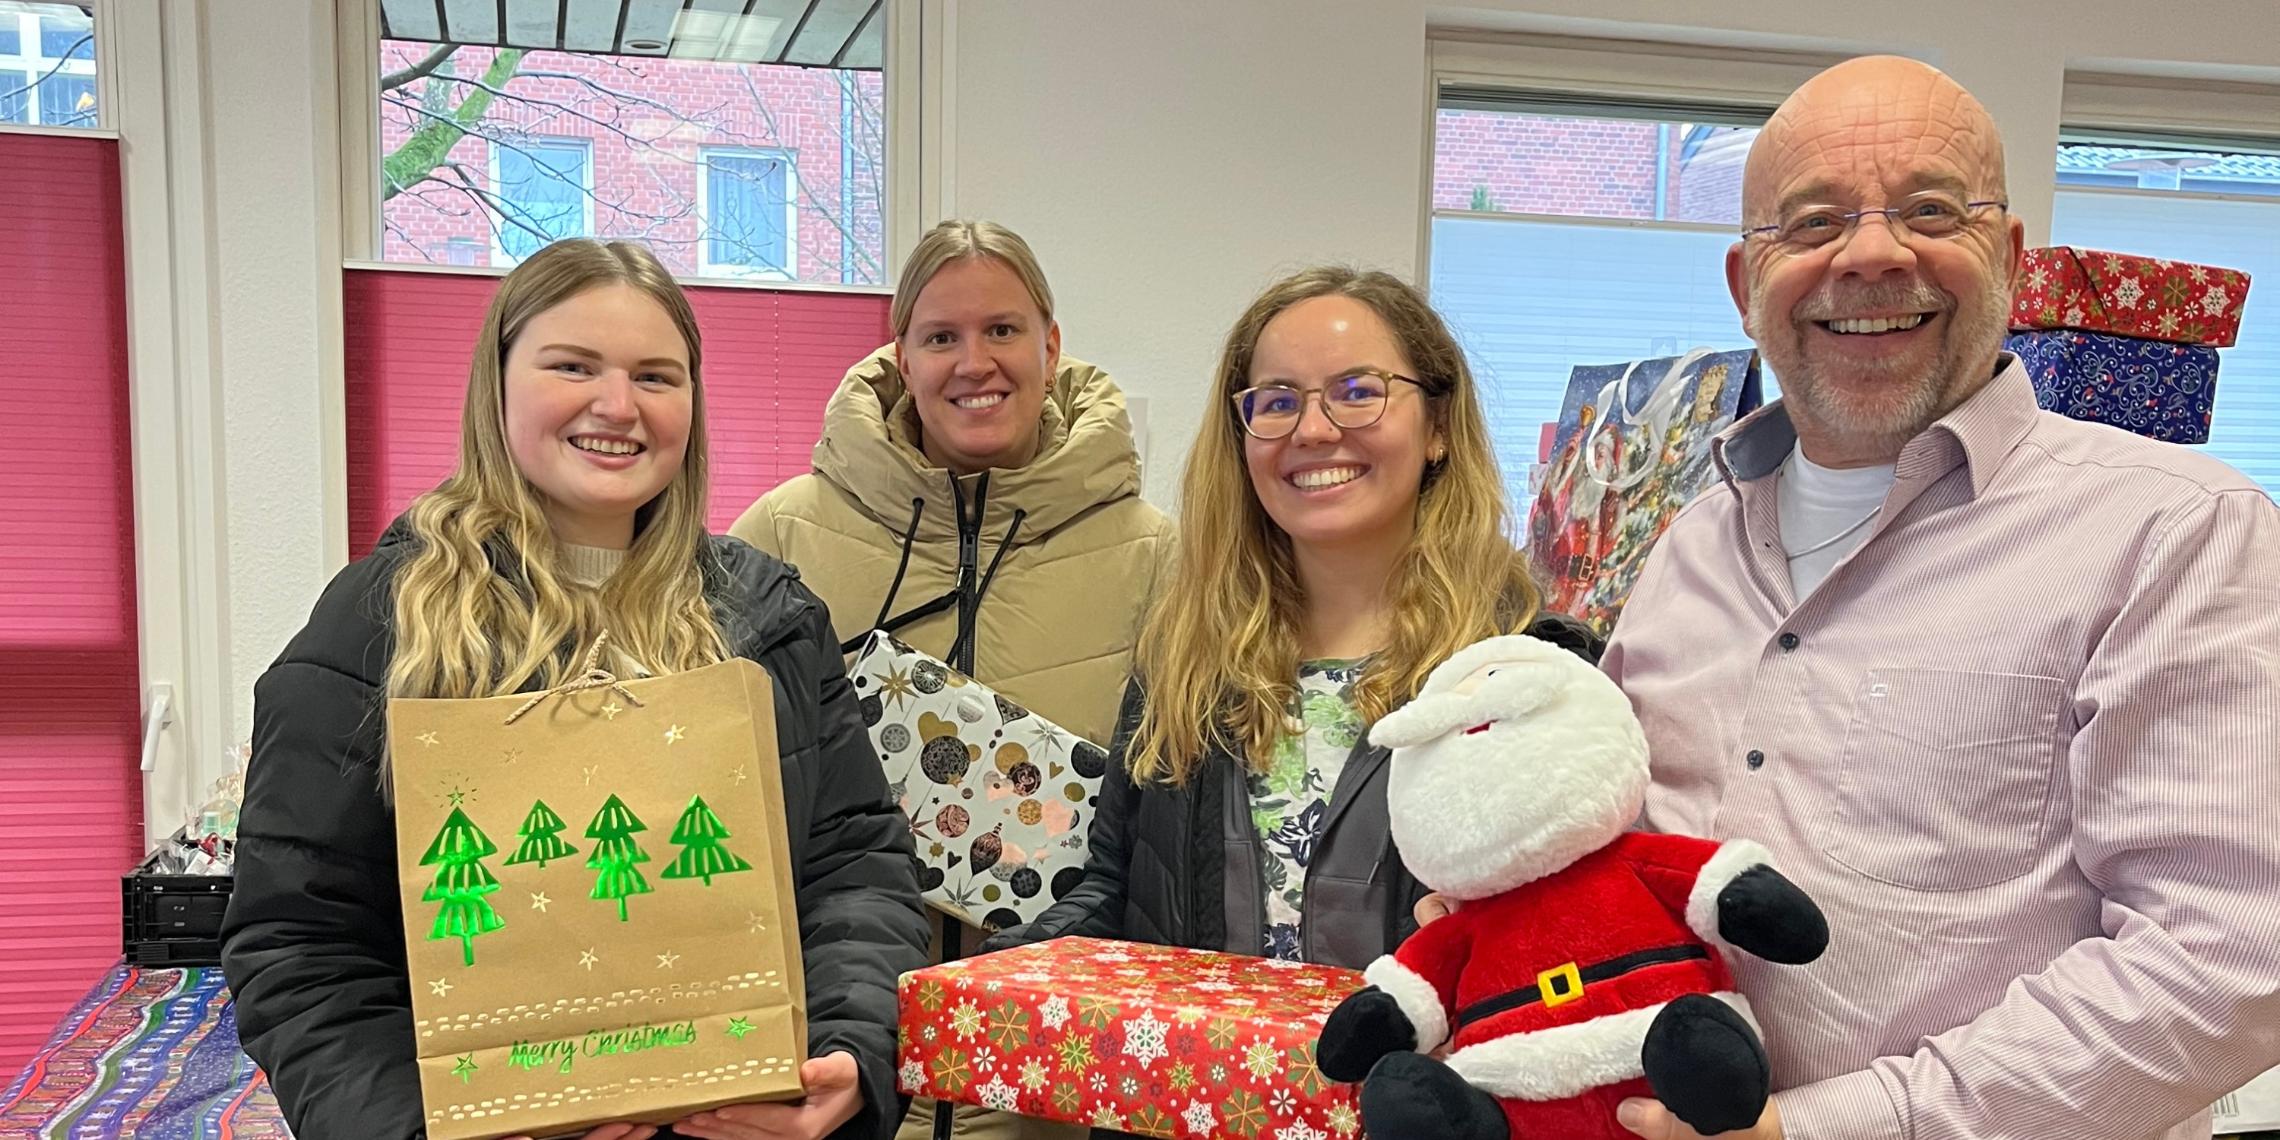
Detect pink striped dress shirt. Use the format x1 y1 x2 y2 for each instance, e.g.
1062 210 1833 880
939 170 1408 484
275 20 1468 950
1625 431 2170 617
1603 358 2280 1140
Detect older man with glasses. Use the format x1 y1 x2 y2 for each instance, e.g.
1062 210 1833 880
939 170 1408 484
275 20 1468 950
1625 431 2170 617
1595 55 2280 1140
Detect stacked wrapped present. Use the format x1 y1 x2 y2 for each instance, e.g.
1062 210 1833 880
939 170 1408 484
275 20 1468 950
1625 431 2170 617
2006 245 2252 444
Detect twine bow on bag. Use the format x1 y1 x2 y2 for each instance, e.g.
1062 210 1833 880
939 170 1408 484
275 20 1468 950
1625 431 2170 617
503 631 646 725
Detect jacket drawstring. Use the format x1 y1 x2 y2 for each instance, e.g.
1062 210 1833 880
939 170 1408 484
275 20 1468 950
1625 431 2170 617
841 497 932 655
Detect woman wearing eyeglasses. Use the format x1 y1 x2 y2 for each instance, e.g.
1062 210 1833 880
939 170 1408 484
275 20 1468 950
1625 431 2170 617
984 266 1594 973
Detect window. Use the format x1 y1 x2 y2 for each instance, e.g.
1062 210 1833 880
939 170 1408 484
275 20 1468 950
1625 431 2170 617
489 137 591 264
1427 91 1769 505
0 2 99 130
35 66 90 126
0 69 25 123
2049 137 2280 494
699 148 797 278
373 7 886 285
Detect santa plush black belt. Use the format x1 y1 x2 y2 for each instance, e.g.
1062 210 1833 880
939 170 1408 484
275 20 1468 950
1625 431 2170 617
1452 945 1712 1031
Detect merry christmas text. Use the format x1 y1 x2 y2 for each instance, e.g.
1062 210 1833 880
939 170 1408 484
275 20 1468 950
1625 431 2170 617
508 1020 699 1074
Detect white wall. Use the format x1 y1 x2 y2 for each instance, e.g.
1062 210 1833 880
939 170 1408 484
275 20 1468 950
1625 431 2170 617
123 0 2280 828
115 0 347 841
944 0 1432 504
937 0 2280 504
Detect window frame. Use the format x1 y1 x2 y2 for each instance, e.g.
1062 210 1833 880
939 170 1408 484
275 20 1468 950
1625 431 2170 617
0 0 114 136
695 145 801 281
1421 33 1847 274
334 0 919 290
483 133 595 267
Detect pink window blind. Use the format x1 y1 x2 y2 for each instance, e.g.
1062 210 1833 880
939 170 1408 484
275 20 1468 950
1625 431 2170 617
0 133 143 1080
343 268 891 556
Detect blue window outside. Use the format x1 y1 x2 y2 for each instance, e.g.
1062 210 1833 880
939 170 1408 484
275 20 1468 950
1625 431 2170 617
704 151 791 274
494 141 590 263
0 71 28 124
37 71 93 126
38 13 93 61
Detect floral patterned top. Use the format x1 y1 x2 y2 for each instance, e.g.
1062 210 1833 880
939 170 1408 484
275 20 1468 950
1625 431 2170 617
1249 658 1367 960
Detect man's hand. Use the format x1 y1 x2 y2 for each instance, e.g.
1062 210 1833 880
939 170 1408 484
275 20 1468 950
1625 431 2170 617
1413 892 1457 927
1617 1097 1782 1140
672 1051 864 1140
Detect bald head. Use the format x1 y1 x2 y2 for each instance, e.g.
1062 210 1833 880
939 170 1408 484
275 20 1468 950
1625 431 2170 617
1744 56 2007 225
1727 56 2026 466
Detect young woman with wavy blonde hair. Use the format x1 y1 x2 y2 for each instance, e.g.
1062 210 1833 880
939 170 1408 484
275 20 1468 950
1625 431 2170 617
990 265 1589 970
221 239 926 1140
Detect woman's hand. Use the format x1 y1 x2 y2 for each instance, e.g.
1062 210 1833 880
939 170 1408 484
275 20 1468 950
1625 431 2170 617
671 1051 864 1140
1414 892 1458 926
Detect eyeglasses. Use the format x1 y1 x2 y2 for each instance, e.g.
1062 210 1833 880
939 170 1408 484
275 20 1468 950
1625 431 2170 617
1232 369 1426 439
1741 193 2007 254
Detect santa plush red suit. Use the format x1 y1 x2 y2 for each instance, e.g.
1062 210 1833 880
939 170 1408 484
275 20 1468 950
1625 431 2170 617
1316 634 1826 1140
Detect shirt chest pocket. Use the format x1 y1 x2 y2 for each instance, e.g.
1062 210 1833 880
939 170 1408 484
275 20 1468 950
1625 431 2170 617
1820 668 2066 892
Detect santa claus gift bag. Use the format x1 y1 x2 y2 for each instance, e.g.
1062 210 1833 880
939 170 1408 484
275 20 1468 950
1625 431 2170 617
847 630 1108 933
1524 348 1761 636
387 639 808 1140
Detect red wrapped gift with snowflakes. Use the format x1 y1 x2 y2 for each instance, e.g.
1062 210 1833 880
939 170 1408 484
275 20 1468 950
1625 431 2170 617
897 938 1367 1139
2011 245 2250 347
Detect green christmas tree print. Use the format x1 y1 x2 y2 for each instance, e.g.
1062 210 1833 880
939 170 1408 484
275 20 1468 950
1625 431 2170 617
659 795 754 886
420 806 506 966
584 794 654 921
503 799 579 868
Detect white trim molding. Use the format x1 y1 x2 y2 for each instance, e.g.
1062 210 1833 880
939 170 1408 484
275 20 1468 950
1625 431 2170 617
111 0 235 846
2063 71 2280 141
1429 31 1852 112
335 0 381 261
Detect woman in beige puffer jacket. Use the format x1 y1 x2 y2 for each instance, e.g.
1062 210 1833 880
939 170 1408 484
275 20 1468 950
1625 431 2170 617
730 220 1171 1140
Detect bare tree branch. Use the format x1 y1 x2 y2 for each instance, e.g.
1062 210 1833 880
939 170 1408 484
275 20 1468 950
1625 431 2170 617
736 68 883 280
380 43 456 91
382 49 527 201
511 70 689 119
392 84 649 157
382 214 439 262
412 169 556 246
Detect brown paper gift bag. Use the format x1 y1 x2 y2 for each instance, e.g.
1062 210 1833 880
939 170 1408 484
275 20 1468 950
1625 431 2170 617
388 644 808 1140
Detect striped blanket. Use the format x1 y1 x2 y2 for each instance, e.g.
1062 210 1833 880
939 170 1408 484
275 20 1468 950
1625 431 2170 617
0 964 288 1139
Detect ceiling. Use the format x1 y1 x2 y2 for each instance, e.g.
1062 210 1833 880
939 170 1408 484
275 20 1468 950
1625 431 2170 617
378 0 884 70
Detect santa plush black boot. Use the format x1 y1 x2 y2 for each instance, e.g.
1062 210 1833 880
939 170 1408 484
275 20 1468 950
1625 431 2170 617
1641 994 1771 1135
1359 1052 1508 1140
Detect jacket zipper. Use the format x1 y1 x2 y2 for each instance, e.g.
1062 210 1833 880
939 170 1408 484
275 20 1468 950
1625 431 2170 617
952 472 989 677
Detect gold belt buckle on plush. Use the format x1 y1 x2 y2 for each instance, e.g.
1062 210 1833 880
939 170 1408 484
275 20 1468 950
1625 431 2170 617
1539 961 1584 1008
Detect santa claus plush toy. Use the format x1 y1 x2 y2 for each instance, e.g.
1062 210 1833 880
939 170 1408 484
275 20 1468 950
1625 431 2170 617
1316 634 1827 1140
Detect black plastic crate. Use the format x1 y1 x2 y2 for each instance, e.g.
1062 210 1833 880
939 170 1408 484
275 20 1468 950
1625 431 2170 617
121 852 233 969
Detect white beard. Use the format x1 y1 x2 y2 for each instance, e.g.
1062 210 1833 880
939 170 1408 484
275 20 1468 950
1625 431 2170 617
1385 699 1650 901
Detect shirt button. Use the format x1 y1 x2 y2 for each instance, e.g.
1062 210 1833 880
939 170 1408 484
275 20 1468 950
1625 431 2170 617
1746 749 1766 770
1778 632 1800 652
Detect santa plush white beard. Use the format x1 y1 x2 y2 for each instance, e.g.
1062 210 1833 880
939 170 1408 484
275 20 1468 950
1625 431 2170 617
1385 695 1651 901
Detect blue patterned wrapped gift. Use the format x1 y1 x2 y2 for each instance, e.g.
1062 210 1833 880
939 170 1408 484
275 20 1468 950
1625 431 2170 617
2006 330 2221 445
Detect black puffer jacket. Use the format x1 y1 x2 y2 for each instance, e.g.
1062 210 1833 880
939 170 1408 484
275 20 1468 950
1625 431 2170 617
219 524 928 1140
987 614 1603 970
